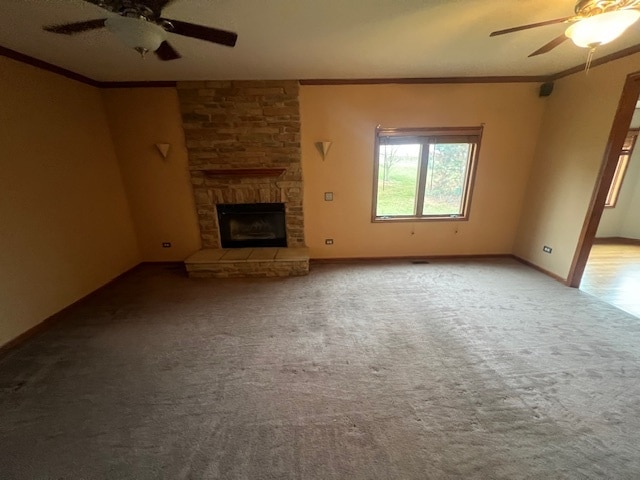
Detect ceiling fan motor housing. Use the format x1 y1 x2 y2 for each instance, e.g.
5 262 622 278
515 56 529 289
99 0 158 20
575 0 639 16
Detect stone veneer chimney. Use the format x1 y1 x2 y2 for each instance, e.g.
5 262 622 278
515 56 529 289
176 80 304 249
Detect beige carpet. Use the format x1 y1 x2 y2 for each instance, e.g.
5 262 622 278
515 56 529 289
1 258 640 479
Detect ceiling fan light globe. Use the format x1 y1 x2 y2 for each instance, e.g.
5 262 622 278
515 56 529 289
565 9 640 48
105 16 166 53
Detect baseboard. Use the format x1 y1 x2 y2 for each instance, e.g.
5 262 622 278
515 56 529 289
0 309 64 359
311 255 569 285
0 262 142 358
140 261 187 270
310 253 511 265
593 236 640 246
510 255 567 284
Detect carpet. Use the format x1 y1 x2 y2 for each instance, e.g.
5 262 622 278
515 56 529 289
1 258 640 479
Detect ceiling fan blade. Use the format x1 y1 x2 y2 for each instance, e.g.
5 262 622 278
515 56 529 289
490 17 573 37
162 18 238 47
528 34 570 57
43 18 107 35
155 40 182 61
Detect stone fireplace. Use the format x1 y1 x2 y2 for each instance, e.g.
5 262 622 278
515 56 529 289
177 80 308 277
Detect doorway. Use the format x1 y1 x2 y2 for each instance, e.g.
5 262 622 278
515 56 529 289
580 241 640 317
568 71 640 316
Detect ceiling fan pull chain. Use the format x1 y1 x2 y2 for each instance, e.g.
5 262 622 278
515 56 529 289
584 47 596 74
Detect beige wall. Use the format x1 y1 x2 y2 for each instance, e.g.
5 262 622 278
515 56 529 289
514 53 640 280
0 57 139 347
300 83 546 258
620 172 640 239
102 88 201 261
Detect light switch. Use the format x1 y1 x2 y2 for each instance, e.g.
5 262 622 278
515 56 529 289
324 192 334 201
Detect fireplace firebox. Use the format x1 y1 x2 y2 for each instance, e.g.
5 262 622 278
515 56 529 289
217 203 287 248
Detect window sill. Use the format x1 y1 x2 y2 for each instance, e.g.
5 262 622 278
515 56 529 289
372 215 468 223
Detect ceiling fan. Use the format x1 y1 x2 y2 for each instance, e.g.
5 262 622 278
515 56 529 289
490 0 640 57
43 0 238 60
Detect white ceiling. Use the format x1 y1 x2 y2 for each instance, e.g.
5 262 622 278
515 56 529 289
2 0 640 82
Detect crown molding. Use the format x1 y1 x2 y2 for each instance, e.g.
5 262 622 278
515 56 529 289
299 76 551 85
99 80 177 88
0 45 177 89
2 42 640 88
0 45 100 87
549 44 640 81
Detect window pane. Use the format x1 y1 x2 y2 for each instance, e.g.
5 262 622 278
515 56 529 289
605 130 637 207
422 143 470 216
605 154 629 207
376 144 420 216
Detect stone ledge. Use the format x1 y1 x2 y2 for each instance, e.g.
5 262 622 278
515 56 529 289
185 247 309 278
192 168 287 177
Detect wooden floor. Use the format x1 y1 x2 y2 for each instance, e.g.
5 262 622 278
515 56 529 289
581 242 640 318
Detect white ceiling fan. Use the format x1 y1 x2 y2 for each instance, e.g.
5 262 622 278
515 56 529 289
43 0 238 60
491 0 640 57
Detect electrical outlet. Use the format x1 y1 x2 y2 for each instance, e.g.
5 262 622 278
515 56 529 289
162 242 172 248
543 245 552 254
324 192 334 201
325 239 334 245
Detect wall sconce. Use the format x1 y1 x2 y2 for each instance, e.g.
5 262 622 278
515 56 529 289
155 143 170 159
315 141 332 160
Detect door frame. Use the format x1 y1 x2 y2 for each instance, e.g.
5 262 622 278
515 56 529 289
567 71 640 288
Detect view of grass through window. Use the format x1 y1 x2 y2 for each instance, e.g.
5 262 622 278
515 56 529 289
376 142 471 217
377 144 420 216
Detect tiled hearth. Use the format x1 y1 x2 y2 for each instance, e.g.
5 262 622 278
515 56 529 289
185 247 309 278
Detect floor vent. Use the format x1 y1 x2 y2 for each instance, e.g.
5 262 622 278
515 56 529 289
411 260 430 265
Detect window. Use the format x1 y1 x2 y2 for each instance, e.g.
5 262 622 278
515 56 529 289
605 128 638 208
372 126 482 221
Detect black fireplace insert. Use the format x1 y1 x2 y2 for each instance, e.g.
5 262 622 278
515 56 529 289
217 203 287 248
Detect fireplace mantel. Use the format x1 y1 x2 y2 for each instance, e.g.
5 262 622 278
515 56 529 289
193 168 287 178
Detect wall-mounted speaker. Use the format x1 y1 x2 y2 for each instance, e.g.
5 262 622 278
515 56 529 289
539 82 554 97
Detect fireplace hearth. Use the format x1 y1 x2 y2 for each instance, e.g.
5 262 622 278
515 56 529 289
217 203 287 248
